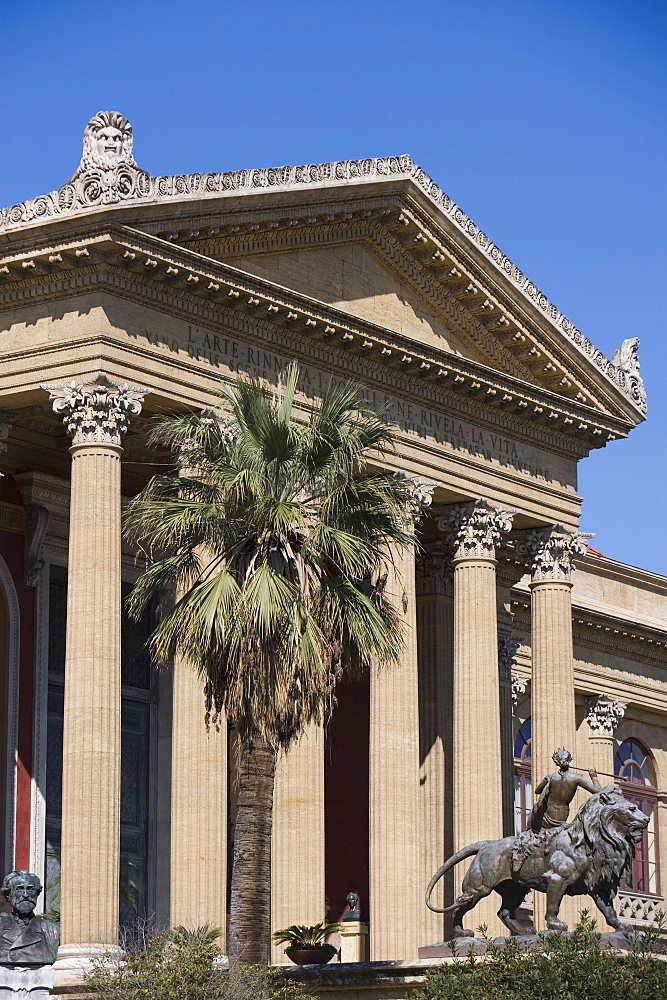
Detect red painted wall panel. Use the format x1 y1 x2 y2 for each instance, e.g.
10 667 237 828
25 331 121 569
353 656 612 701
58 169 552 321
0 474 35 871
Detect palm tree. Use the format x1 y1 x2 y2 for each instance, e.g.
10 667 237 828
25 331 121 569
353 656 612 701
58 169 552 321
124 364 415 964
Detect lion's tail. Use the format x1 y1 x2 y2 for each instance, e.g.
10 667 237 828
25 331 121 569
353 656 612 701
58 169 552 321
425 842 488 913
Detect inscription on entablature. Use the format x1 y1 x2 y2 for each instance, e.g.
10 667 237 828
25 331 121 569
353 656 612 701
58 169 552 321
127 321 565 486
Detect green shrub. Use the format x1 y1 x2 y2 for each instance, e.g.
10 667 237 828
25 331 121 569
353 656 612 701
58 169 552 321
411 913 667 1000
85 925 311 1000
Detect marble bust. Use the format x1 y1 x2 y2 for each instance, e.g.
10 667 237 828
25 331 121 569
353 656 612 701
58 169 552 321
0 871 59 966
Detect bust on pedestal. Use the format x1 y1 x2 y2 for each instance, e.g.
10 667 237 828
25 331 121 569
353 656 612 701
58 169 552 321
0 871 59 998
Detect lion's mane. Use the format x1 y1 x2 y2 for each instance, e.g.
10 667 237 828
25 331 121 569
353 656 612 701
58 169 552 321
567 785 635 891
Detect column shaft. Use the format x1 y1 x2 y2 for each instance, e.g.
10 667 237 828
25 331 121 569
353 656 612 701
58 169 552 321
271 724 325 963
60 443 122 948
530 581 575 791
170 655 227 937
44 374 147 957
416 556 453 946
453 558 504 933
369 542 420 960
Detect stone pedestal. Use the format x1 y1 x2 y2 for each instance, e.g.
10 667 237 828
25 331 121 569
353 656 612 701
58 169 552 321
339 921 369 963
44 376 147 954
0 965 54 998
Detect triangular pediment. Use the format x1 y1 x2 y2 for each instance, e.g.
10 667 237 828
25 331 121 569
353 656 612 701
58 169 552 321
225 245 486 365
0 118 645 424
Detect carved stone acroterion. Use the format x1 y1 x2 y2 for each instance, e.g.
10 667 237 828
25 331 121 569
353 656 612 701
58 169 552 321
43 374 147 447
585 694 628 738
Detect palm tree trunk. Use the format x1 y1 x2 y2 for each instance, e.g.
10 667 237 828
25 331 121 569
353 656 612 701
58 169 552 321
228 734 278 965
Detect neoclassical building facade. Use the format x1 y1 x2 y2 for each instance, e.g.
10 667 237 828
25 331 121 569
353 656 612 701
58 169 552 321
0 113 664 976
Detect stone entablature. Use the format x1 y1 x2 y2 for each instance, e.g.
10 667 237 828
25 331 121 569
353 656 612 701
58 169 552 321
0 229 632 465
0 113 646 416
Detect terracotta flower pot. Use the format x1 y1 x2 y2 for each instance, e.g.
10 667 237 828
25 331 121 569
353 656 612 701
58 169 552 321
285 944 337 965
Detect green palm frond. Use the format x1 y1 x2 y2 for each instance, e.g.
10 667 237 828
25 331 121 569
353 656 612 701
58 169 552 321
124 362 413 750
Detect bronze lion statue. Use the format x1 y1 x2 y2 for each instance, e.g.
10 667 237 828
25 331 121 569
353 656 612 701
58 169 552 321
426 786 648 937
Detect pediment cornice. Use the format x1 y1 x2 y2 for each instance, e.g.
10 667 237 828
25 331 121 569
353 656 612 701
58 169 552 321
0 224 634 457
0 134 645 422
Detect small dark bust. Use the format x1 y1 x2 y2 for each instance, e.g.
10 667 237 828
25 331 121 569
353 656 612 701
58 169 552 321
342 891 361 922
0 870 59 966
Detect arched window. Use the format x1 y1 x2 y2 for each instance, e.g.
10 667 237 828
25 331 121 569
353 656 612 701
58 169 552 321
614 739 660 895
514 719 532 834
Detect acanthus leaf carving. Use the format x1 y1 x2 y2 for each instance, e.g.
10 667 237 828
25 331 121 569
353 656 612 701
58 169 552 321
393 470 438 525
585 693 627 738
498 631 520 681
516 523 587 583
438 498 516 560
511 672 530 711
43 374 148 446
416 541 453 597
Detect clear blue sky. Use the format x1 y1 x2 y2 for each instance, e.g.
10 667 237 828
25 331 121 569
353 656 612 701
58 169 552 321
2 0 666 573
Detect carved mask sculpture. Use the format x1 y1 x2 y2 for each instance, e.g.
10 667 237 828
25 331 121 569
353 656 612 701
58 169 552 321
80 111 135 171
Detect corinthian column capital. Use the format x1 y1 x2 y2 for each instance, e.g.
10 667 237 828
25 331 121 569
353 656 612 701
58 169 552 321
437 498 516 560
393 470 437 526
498 631 520 681
585 693 628 738
516 523 587 584
43 373 148 446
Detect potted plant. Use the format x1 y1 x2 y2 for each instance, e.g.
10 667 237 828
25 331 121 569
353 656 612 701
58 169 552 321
273 921 343 965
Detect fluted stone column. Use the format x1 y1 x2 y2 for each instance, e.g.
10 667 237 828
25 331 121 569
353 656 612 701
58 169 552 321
271 724 324 963
439 500 515 935
416 543 454 945
517 525 585 930
44 375 146 957
369 474 434 960
585 694 627 780
369 539 421 959
498 632 520 836
520 526 586 794
170 657 227 937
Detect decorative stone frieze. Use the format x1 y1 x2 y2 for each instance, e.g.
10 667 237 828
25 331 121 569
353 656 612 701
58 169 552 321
43 374 148 446
498 631 520 681
438 499 516 560
585 694 628 738
517 524 587 584
511 673 530 711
